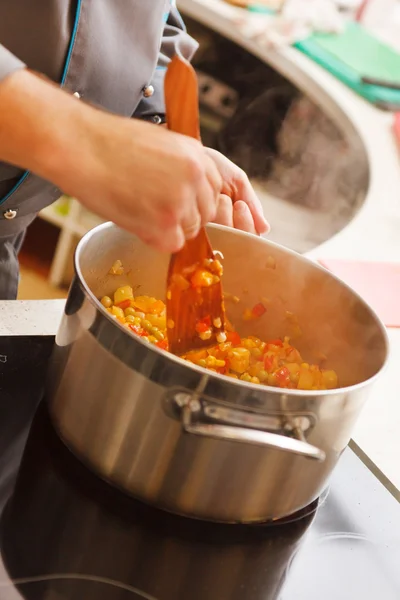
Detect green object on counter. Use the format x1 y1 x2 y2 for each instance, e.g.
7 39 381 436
248 5 275 14
295 22 400 108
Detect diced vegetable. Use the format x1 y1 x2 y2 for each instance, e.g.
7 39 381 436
111 306 125 320
275 367 291 388
114 285 134 306
251 302 267 318
191 268 215 288
226 331 241 345
156 339 169 350
100 274 339 391
228 347 250 374
128 324 147 337
196 321 211 334
116 299 132 310
171 274 190 291
109 260 124 275
100 296 112 308
268 339 283 348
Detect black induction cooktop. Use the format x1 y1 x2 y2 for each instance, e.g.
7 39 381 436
0 335 399 600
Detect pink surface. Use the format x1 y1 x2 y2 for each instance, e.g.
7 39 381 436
394 113 400 148
318 259 400 328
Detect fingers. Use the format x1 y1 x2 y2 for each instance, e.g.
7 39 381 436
213 194 234 227
236 176 270 235
152 224 186 253
233 200 258 234
126 220 186 254
178 150 221 242
196 153 222 224
203 147 269 234
181 208 202 240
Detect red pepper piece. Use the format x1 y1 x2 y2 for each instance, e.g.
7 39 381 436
226 331 241 345
195 321 210 334
195 315 212 334
267 339 283 348
128 324 147 337
117 299 132 310
264 355 274 373
275 366 291 388
251 302 267 318
156 339 169 350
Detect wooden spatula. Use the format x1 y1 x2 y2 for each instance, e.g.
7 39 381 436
165 55 225 356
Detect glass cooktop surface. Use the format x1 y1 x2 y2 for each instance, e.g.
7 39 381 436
0 335 399 600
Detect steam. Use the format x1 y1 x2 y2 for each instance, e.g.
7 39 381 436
221 92 367 217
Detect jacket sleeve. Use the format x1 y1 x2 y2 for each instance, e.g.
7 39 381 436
0 44 26 82
134 4 198 122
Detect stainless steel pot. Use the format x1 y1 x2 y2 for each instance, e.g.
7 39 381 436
46 223 389 523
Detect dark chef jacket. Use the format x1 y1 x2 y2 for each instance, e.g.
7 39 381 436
0 0 197 298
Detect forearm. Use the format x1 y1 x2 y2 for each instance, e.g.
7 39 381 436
0 69 94 184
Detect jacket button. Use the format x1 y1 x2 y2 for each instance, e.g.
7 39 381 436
3 209 18 220
143 85 155 98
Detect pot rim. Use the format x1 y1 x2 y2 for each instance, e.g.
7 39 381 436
74 221 390 398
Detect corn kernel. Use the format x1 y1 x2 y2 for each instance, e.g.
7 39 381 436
101 296 112 308
111 306 125 320
141 320 152 331
199 329 212 341
258 369 268 382
240 373 252 382
322 370 338 389
298 368 314 390
228 347 250 374
250 347 262 358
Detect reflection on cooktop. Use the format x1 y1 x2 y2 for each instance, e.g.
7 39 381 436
282 532 400 600
0 405 317 600
0 576 156 600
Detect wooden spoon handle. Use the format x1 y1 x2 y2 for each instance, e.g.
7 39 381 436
165 55 201 141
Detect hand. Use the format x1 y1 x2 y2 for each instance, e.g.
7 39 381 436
214 195 262 235
58 119 223 253
204 147 270 235
0 70 222 254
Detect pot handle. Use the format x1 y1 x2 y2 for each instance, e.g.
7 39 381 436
181 403 326 462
